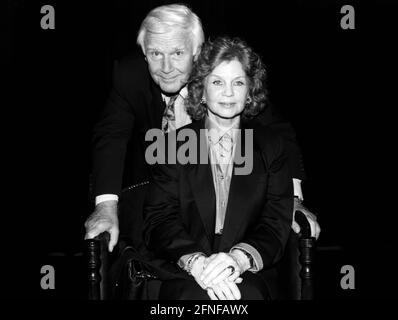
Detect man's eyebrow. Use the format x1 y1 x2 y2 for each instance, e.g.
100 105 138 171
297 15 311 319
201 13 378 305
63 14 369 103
146 47 185 53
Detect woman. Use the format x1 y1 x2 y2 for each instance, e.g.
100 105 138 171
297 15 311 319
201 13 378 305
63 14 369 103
143 37 293 300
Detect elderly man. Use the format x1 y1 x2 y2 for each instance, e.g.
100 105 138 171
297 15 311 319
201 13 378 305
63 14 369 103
84 3 319 254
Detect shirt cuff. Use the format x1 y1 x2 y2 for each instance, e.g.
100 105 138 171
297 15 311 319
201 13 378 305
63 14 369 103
230 242 263 272
95 194 119 206
293 178 303 201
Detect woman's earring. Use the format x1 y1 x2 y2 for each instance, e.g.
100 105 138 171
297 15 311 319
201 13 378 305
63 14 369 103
200 97 206 105
246 97 252 105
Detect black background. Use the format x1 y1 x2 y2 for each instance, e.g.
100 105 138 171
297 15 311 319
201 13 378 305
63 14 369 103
7 0 398 299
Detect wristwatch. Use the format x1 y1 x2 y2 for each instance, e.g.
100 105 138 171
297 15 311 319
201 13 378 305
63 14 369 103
185 253 205 275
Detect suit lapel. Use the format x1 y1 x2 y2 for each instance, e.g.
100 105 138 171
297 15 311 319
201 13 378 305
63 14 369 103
186 121 217 246
219 122 262 250
219 174 254 250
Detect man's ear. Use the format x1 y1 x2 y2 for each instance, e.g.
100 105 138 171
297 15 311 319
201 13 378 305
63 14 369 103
141 45 147 61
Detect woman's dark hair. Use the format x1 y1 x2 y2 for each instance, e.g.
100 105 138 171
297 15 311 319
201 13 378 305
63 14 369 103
186 36 268 120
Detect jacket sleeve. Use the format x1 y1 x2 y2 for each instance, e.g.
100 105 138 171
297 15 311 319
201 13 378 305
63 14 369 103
92 59 135 197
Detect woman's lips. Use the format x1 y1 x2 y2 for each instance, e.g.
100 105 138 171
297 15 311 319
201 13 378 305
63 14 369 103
219 102 236 107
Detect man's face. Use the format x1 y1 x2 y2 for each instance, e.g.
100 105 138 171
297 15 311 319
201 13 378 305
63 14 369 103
144 29 195 94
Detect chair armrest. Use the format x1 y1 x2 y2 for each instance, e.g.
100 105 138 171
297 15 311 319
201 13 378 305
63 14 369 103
85 232 110 300
295 210 315 300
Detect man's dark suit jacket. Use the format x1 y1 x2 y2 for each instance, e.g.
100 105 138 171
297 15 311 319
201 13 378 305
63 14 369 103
92 54 167 197
91 54 306 200
143 119 293 293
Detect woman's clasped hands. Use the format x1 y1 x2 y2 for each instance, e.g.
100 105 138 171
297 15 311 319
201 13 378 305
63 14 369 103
190 251 250 300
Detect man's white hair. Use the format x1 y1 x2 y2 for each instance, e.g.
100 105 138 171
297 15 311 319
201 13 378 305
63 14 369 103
136 4 204 55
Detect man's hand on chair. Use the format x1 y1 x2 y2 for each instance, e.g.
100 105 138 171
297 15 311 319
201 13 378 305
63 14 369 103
292 197 321 240
84 200 119 252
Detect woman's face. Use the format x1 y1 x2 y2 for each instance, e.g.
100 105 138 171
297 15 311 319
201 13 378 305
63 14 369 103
203 59 249 120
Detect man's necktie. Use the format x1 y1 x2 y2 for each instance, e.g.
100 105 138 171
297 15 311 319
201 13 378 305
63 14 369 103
162 94 179 133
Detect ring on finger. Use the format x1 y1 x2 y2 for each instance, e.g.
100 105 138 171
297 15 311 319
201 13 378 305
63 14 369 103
226 265 235 275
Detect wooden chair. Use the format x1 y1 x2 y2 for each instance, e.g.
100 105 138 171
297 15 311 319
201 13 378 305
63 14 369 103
85 185 316 300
